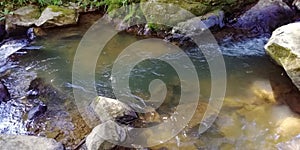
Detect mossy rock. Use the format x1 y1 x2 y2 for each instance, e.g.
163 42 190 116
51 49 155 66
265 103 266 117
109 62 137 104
13 5 41 20
266 43 297 66
104 0 258 31
5 5 41 35
35 6 78 28
47 5 75 15
265 22 300 91
143 0 257 16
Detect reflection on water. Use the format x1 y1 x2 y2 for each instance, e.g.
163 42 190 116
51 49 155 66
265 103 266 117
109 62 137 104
1 14 300 149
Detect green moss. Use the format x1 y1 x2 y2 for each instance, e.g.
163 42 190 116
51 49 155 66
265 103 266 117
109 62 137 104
225 0 237 5
266 43 297 66
187 3 210 16
26 6 41 19
48 5 74 15
146 23 171 31
147 22 158 31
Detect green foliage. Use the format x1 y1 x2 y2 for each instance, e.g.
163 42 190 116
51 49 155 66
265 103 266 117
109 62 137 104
147 22 158 31
0 0 134 12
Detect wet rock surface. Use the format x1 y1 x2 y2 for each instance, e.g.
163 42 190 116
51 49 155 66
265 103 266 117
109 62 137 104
0 134 64 150
265 22 300 91
23 78 91 149
27 103 47 120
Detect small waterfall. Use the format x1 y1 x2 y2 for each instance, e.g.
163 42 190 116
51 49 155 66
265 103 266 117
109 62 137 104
0 39 29 73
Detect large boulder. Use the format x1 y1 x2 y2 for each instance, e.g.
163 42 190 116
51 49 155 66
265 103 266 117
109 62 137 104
35 5 78 28
5 5 40 36
264 22 300 91
0 134 64 150
232 0 295 33
105 0 258 32
5 5 78 35
141 0 257 27
154 0 257 17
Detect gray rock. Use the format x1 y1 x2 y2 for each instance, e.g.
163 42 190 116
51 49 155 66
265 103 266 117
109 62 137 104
0 134 64 150
233 0 295 33
5 5 40 36
5 5 78 34
35 6 78 28
264 22 300 90
141 2 195 27
86 120 127 150
90 96 137 123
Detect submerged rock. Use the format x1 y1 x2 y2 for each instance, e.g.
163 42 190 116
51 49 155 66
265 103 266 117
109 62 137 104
232 0 295 33
275 116 300 140
251 80 276 104
28 103 47 120
26 89 39 99
90 96 138 124
277 135 300 150
86 120 127 150
264 22 300 91
0 81 10 104
0 134 64 150
270 105 300 140
35 6 78 28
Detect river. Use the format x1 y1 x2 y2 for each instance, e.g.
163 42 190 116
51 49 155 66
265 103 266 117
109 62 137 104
0 13 300 149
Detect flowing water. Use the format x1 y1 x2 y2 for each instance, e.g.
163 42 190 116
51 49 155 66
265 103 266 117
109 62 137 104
1 14 300 149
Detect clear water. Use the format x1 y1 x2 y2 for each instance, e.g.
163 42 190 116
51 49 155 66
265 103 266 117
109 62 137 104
1 14 300 149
